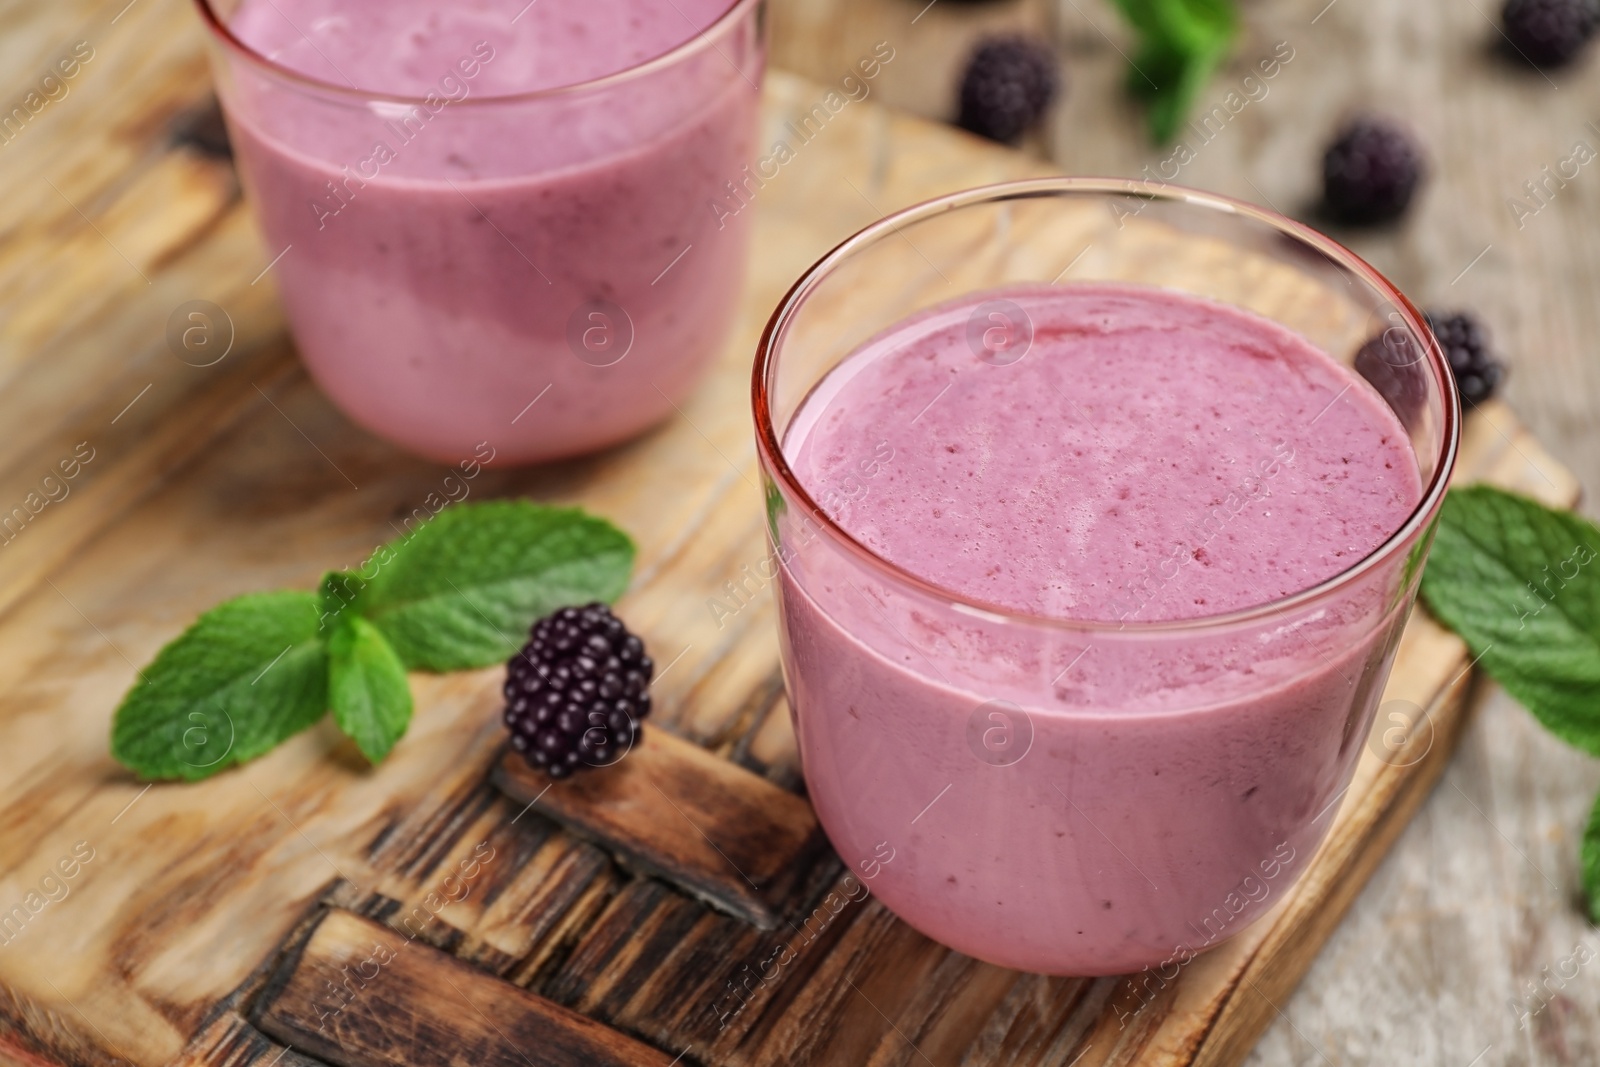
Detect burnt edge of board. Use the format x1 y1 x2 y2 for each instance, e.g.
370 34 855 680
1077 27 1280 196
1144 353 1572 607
490 728 826 930
249 908 678 1067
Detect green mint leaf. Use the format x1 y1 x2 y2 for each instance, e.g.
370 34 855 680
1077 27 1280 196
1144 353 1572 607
1419 486 1600 756
110 591 328 781
341 500 635 671
1585 788 1600 924
328 616 412 764
1110 0 1237 143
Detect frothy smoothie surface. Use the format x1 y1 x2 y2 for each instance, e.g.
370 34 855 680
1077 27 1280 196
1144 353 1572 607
787 283 1422 623
228 0 735 95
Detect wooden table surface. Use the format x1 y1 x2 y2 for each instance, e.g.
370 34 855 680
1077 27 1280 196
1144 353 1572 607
2 0 1598 1065
773 0 1600 1063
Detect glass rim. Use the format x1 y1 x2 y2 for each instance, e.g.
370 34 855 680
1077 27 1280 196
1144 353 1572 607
751 177 1462 636
192 0 761 106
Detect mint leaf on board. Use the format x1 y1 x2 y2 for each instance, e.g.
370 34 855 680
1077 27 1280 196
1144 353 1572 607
328 616 413 764
1109 0 1237 143
1585 788 1600 923
331 501 634 672
110 591 328 781
1419 485 1600 756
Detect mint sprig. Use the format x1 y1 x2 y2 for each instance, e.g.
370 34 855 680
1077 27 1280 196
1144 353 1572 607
111 501 634 781
1109 0 1238 144
1420 485 1600 919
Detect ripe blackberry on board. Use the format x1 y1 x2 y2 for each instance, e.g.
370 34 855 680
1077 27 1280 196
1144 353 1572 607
502 603 654 778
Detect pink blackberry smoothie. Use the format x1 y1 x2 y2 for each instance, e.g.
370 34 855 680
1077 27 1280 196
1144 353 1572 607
208 0 763 463
775 283 1422 974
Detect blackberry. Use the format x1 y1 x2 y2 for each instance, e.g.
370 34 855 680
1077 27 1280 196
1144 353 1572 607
957 36 1061 144
502 603 653 778
1321 116 1425 225
1502 0 1599 67
1425 310 1506 405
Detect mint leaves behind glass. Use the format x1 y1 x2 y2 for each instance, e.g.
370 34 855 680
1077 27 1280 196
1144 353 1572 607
1420 486 1600 755
111 501 635 781
1108 0 1238 144
1419 485 1600 920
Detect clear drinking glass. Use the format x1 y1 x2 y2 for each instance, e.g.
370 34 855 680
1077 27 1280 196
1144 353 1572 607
753 179 1459 976
196 0 765 464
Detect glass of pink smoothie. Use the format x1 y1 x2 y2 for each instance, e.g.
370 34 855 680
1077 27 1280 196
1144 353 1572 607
754 179 1459 977
196 0 765 464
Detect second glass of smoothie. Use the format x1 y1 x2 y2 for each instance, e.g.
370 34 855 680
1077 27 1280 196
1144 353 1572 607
754 180 1459 976
197 0 765 464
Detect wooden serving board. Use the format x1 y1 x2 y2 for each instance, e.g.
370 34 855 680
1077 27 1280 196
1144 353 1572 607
0 2 1581 1066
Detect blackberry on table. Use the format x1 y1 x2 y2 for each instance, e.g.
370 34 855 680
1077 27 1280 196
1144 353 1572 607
1425 310 1506 405
502 603 653 778
1501 0 1599 67
1321 116 1425 225
957 36 1061 145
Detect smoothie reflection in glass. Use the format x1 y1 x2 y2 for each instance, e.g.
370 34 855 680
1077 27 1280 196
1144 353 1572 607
197 0 765 464
753 180 1459 976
